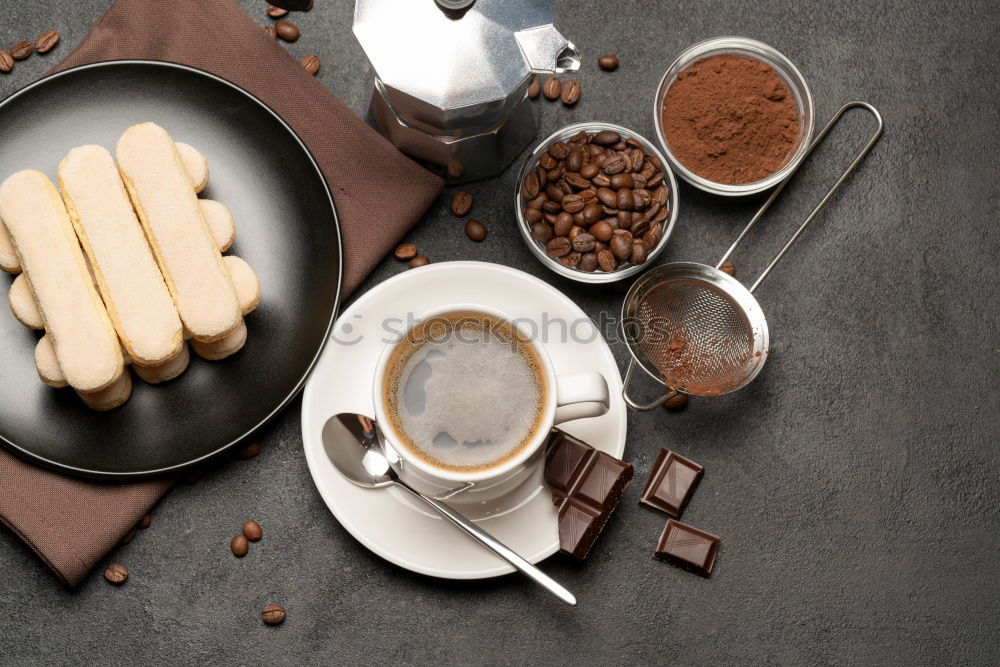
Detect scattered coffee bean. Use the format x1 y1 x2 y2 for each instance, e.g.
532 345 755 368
231 534 249 557
261 603 286 626
663 392 689 411
238 442 261 459
408 255 430 269
451 191 473 216
721 260 736 276
10 41 32 61
394 243 417 261
274 21 300 42
527 77 540 100
465 219 487 242
0 50 12 73
263 25 277 39
542 77 561 100
266 4 289 18
300 54 320 75
104 562 128 585
121 527 137 545
34 30 60 54
138 514 152 529
242 520 263 542
560 79 581 106
598 54 619 71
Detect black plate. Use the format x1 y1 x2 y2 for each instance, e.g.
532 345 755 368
0 61 342 479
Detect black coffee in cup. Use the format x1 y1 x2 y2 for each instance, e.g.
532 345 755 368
381 311 548 473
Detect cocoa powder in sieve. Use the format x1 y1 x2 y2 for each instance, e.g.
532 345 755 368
661 54 801 185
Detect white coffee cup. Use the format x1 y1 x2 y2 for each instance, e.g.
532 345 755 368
372 303 609 503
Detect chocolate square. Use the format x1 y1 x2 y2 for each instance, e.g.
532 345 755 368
544 431 592 494
639 449 703 517
653 519 719 576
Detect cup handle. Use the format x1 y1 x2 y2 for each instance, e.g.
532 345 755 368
553 372 610 424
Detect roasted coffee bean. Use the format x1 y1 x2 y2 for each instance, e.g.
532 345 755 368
394 243 417 260
572 233 596 253
579 252 598 272
610 173 633 190
539 152 557 170
527 194 546 210
601 204 618 217
603 152 627 175
121 527 137 545
632 216 649 237
231 534 249 557
581 201 603 225
263 25 277 39
579 162 600 180
243 520 263 542
721 260 736 276
104 562 128 585
578 188 597 201
631 173 647 189
545 164 564 182
561 193 584 213
597 249 617 272
138 514 152 529
34 30 60 54
611 233 633 260
267 4 289 17
618 209 636 229
647 170 665 188
465 219 488 242
651 206 669 225
238 442 261 459
261 603 286 626
598 54 619 71
451 191 473 215
553 212 573 236
559 251 582 269
642 222 663 250
10 41 32 61
524 208 542 224
594 130 621 146
627 148 644 173
591 221 614 242
275 21 300 42
522 171 540 199
542 77 561 100
527 77 540 100
595 187 616 208
408 255 430 269
565 147 584 172
535 165 548 188
616 188 633 211
530 222 553 244
646 155 662 170
613 140 627 151
630 239 648 264
300 54 320 75
546 236 571 257
626 137 643 149
542 199 562 213
592 172 611 188
560 79 581 106
663 392 689 411
633 188 652 209
565 172 590 190
547 141 569 160
568 225 585 241
0 50 13 73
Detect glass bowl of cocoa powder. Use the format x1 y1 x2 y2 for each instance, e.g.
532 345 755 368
514 122 679 284
653 36 814 197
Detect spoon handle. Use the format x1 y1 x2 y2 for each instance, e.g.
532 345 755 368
395 482 577 606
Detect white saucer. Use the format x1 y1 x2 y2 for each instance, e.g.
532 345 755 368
301 261 626 579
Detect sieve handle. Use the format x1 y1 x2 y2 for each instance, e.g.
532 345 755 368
622 359 681 411
716 102 885 294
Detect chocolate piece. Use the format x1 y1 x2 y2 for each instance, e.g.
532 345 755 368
639 449 703 517
544 431 633 559
654 519 719 576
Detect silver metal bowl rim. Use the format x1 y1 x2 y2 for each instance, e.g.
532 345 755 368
514 121 680 284
652 36 816 198
618 261 771 395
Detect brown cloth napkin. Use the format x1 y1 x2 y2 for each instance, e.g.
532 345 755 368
0 0 442 588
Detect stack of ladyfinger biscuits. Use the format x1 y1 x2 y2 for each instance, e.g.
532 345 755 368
0 122 261 410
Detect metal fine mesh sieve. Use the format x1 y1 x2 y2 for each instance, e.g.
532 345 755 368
620 102 884 410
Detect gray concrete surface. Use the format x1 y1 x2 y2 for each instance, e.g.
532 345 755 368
1 0 998 664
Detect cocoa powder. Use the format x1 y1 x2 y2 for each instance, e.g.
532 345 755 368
661 54 801 185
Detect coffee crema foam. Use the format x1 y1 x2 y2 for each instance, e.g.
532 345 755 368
382 312 548 474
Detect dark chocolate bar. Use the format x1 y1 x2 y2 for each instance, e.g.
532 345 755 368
653 519 719 576
544 430 633 559
639 449 703 517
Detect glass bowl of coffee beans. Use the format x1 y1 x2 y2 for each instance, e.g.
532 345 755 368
515 122 678 284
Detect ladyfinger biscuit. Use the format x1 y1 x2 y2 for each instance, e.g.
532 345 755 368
0 170 124 392
222 256 260 315
133 343 190 384
9 273 43 329
191 320 247 361
77 371 132 411
35 335 68 388
0 220 19 273
199 199 236 252
116 123 242 343
176 142 209 193
59 145 184 366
